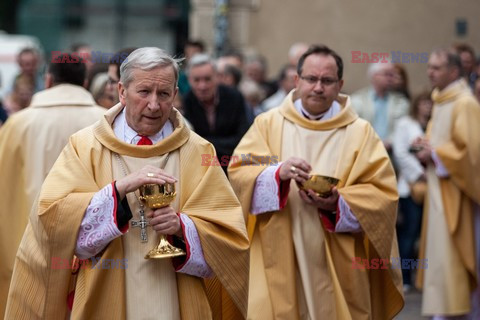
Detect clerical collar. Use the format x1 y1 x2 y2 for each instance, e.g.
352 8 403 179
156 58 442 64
112 107 173 144
293 99 341 121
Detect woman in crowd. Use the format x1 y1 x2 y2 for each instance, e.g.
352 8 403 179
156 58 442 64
3 74 35 115
392 63 411 100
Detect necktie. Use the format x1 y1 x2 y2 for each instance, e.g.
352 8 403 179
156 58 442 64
137 135 153 145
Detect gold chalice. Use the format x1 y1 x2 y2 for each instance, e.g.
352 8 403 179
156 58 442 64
139 183 186 259
297 174 340 198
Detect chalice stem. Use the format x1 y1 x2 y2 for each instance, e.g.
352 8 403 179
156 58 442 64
157 235 174 251
145 234 186 259
140 183 185 259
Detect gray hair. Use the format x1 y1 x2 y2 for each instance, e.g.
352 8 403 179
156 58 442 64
187 53 216 74
120 47 183 87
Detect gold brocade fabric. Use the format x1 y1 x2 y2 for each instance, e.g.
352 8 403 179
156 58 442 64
0 84 105 319
229 90 404 320
5 104 249 319
115 153 181 319
416 79 480 316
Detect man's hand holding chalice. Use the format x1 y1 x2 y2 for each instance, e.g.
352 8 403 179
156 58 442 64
115 164 185 258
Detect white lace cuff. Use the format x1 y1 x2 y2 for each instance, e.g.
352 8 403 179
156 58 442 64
75 183 123 259
175 213 213 278
335 195 362 233
251 164 282 214
431 150 450 178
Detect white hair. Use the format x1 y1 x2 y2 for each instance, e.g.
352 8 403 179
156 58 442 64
288 42 309 60
187 53 216 74
90 72 108 100
120 47 183 87
239 79 265 101
367 62 393 79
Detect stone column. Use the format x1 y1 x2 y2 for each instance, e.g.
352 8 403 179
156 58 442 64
189 0 258 55
189 0 215 53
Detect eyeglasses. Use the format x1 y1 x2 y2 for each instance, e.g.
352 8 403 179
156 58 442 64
300 76 339 87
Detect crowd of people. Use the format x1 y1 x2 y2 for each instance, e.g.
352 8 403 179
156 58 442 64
0 39 479 320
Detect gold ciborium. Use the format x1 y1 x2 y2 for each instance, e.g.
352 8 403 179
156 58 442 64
139 183 186 259
297 174 340 198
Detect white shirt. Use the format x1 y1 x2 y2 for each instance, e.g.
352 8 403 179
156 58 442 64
294 98 341 120
113 107 173 144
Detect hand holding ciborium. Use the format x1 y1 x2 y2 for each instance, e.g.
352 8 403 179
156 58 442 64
297 174 340 212
139 183 186 259
297 174 340 198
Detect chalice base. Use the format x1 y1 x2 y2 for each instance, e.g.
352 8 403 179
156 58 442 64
145 237 186 259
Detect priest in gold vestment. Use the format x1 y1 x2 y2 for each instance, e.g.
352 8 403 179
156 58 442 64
5 47 249 319
229 45 404 320
0 55 105 319
414 48 480 319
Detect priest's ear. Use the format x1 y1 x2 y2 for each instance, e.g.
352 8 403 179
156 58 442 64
44 73 54 89
118 81 127 106
338 79 344 91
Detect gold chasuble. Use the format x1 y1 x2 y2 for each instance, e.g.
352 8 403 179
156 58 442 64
5 104 249 320
229 91 404 320
416 79 480 316
113 153 182 319
0 84 105 319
